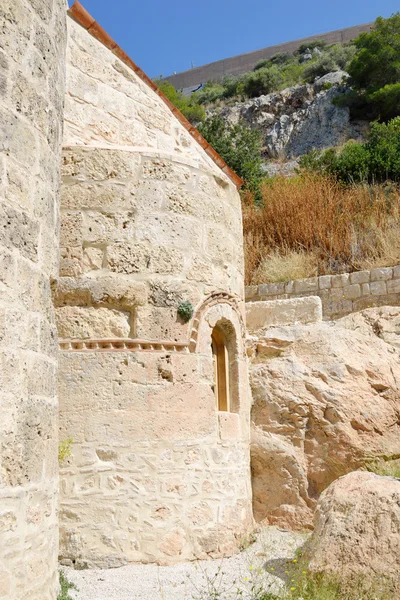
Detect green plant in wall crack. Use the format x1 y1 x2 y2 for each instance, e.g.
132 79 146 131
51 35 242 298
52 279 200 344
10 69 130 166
58 571 76 600
178 300 194 323
58 438 73 466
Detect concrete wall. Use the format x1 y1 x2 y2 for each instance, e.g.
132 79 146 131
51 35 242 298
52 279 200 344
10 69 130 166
246 266 400 320
57 17 253 567
0 1 66 598
163 22 372 90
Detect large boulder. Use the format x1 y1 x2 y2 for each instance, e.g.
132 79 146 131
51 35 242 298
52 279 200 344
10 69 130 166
305 471 400 589
249 307 400 530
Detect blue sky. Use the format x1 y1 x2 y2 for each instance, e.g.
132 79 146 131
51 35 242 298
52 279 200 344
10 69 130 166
70 1 399 79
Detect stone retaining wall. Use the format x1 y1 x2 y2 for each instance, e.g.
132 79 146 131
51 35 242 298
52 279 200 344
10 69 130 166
245 266 400 319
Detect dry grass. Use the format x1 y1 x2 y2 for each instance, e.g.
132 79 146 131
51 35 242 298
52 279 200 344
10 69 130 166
243 175 400 285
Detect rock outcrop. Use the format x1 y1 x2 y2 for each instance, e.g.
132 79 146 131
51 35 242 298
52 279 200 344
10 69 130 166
249 307 400 530
220 73 368 159
305 471 400 590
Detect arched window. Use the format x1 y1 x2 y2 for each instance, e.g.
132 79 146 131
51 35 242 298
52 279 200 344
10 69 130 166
211 326 230 412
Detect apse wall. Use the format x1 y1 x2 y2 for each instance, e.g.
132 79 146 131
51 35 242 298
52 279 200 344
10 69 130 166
0 1 66 598
57 14 253 566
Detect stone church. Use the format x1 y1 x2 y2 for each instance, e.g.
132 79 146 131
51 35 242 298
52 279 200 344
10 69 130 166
1 1 253 597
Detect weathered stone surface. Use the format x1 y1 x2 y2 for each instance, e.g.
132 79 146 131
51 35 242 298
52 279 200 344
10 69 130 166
56 306 131 339
219 75 367 159
305 471 400 590
0 1 66 598
246 297 322 333
250 307 400 530
57 15 252 570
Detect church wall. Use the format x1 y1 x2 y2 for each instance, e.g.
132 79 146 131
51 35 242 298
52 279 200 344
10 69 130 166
57 17 253 566
0 0 66 598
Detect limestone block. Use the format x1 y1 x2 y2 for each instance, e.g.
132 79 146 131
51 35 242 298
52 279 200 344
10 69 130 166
361 283 370 296
56 306 130 339
82 211 136 244
107 242 184 275
149 279 201 308
0 202 39 262
293 277 318 294
59 247 84 277
218 412 241 441
387 278 400 294
82 247 103 271
205 225 236 264
53 275 147 309
349 270 370 284
370 267 392 281
62 147 140 181
142 158 191 185
89 276 147 308
331 274 349 288
60 211 82 247
393 265 400 279
136 212 202 252
135 305 189 342
343 283 361 300
318 275 331 289
258 282 285 296
370 281 387 295
186 257 213 283
62 182 133 212
246 297 322 332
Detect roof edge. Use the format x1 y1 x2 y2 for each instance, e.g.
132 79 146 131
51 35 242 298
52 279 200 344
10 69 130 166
67 1 243 188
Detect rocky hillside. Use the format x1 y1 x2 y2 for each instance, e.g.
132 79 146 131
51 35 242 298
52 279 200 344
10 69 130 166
219 72 368 164
248 306 400 530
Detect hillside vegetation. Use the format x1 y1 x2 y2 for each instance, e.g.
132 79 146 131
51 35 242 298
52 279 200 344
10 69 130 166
158 14 400 284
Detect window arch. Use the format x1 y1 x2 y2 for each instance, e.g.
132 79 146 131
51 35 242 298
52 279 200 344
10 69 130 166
211 325 231 412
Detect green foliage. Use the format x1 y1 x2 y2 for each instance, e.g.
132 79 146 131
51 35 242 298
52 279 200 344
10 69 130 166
155 80 206 124
198 115 264 199
346 13 400 120
303 43 356 82
177 301 194 323
299 117 400 183
297 39 328 54
242 65 283 97
58 572 76 600
58 438 73 465
365 458 400 478
348 14 400 93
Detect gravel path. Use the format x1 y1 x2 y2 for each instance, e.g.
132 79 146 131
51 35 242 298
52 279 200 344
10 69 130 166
63 527 307 600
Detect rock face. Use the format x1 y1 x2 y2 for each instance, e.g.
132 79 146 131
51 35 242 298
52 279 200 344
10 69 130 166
220 74 367 159
249 307 400 530
305 471 400 589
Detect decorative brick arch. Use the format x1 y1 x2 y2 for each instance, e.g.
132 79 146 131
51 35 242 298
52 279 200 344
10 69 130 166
188 292 246 353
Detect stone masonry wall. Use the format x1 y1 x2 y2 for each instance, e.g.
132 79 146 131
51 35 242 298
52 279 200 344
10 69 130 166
57 16 253 566
0 1 66 599
245 266 400 320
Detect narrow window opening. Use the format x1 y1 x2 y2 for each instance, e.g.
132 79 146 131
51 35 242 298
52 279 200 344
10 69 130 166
211 326 230 412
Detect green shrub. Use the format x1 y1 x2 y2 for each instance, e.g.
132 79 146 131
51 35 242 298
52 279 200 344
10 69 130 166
303 43 356 81
155 80 206 124
242 65 283 97
297 39 328 54
198 115 264 199
300 117 400 183
177 301 194 323
346 13 400 120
